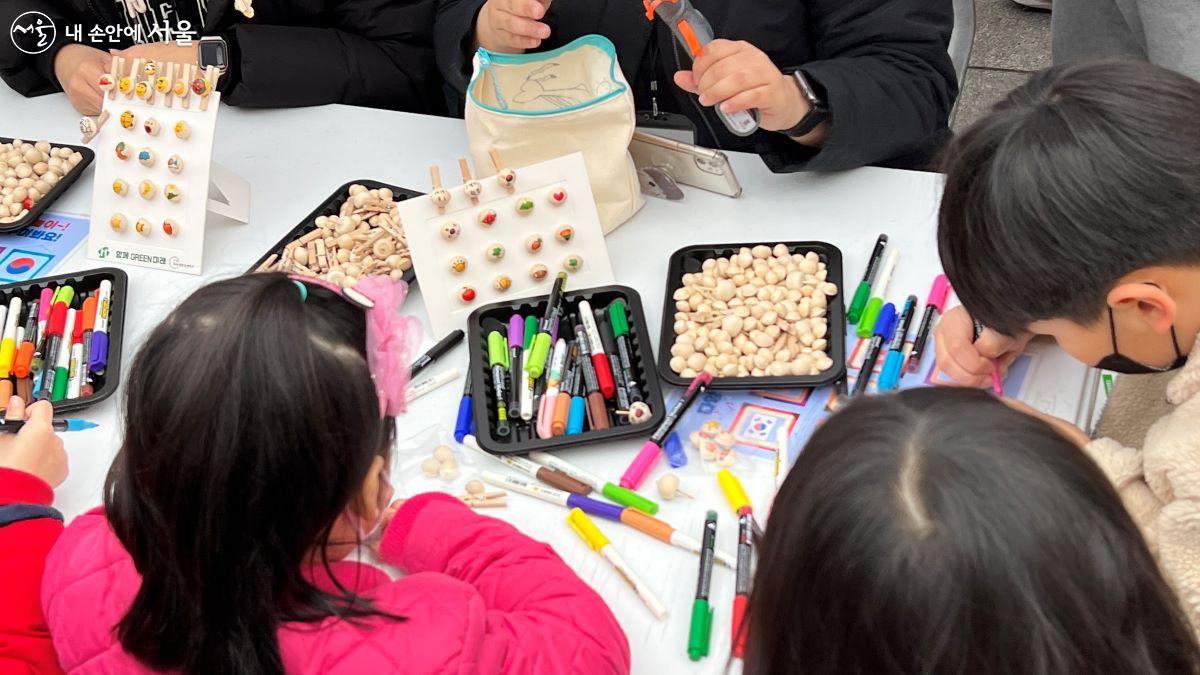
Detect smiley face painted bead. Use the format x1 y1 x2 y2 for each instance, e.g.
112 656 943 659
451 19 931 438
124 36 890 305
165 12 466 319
164 183 182 203
547 187 567 205
135 81 150 100
119 110 135 129
115 142 131 161
135 218 151 236
562 253 583 273
142 61 158 78
155 76 170 94
138 180 156 200
458 286 477 303
515 196 534 215
109 213 127 232
137 148 155 167
493 274 512 291
173 80 187 97
529 263 548 281
449 255 468 274
441 221 461 240
464 180 482 201
112 179 129 196
555 225 575 243
485 243 505 261
524 234 543 253
143 118 160 136
496 167 516 190
97 73 115 92
162 219 178 236
174 120 190 140
117 76 133 94
478 209 497 227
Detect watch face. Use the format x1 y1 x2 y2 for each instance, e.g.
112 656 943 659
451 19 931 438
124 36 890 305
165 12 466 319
199 40 228 71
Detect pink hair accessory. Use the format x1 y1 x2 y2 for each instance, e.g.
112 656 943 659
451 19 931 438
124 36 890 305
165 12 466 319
289 275 421 417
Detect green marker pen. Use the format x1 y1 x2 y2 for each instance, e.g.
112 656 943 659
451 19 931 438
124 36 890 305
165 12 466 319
856 247 900 339
526 273 567 378
607 300 644 402
688 511 718 661
51 305 75 402
526 451 660 514
486 331 511 437
848 234 888 324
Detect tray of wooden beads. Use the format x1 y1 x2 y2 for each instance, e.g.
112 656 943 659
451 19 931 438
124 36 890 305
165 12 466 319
249 180 419 284
0 137 94 231
657 242 846 390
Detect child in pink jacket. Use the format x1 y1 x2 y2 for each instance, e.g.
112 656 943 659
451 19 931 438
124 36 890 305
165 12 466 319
40 273 630 674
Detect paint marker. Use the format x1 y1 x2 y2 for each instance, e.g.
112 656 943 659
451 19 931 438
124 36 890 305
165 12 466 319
410 329 464 379
526 272 567 378
78 296 97 396
578 300 615 399
621 371 712 489
688 511 717 661
67 303 85 400
522 315 538 421
973 319 1005 396
405 368 460 403
553 347 578 436
453 369 474 443
574 324 609 431
51 308 75 402
906 275 949 374
0 418 98 433
718 471 759 656
39 286 74 400
528 451 659 514
856 247 899 339
608 300 644 403
851 303 896 397
486 331 510 437
507 315 524 418
480 470 617 519
88 280 111 374
568 508 668 620
848 234 888 324
567 356 587 435
536 339 568 438
0 296 21 378
13 301 37 379
878 295 918 390
595 309 629 413
462 434 591 495
35 287 51 349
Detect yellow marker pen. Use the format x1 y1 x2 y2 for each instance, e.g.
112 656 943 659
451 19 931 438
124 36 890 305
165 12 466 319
567 508 667 620
0 296 21 378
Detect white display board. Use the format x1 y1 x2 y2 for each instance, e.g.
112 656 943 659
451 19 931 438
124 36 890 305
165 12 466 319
85 59 238 275
402 152 615 335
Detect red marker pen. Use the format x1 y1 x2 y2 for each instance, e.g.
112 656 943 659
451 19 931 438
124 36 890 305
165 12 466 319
38 285 74 400
578 300 615 399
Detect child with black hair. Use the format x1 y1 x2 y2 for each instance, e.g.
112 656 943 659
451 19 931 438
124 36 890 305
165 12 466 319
746 388 1199 673
934 59 1200 629
36 273 629 674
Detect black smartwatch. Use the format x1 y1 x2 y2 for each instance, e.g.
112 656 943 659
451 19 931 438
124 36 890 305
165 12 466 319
198 36 229 75
780 70 830 139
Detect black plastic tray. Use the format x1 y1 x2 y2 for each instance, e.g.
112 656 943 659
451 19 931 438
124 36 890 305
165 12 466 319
0 137 95 233
467 285 666 454
248 179 422 284
0 267 128 412
657 242 846 390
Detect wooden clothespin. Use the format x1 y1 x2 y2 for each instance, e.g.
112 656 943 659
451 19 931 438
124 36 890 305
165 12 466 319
180 63 195 109
489 148 516 191
125 58 142 100
199 65 218 111
79 111 110 143
429 165 451 213
458 157 482 204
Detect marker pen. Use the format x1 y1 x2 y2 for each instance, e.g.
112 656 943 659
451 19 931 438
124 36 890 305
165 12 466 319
878 294 918 390
718 469 756 657
578 300 615 399
463 435 591 495
567 356 587 435
526 273 567 378
536 339 568 439
409 328 464 379
595 309 629 414
568 508 667 620
851 303 896 397
848 234 888 324
574 324 609 431
528 451 659 514
35 287 51 351
0 296 22 378
688 511 717 661
607 300 644 403
479 470 613 518
621 371 713 489
88 280 111 374
507 315 524 419
51 307 75 402
13 302 37 379
39 285 74 400
0 418 98 433
856 248 899 339
973 319 1005 396
906 275 950 374
453 369 474 443
553 347 578 436
67 302 85 399
521 315 538 421
486 331 510 438
405 368 459 403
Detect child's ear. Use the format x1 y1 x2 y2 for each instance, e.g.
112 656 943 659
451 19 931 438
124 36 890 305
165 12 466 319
1107 281 1177 333
357 455 387 523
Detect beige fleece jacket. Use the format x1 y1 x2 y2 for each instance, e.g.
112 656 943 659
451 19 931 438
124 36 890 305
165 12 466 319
1085 334 1200 632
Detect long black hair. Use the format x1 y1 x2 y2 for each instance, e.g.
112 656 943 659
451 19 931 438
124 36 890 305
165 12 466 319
105 273 397 674
746 388 1199 674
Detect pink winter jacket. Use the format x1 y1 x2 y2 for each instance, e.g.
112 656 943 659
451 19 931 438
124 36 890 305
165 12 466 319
40 492 630 674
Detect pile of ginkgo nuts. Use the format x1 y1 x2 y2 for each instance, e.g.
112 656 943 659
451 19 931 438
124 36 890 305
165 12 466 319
0 139 85 224
668 244 838 379
257 184 411 288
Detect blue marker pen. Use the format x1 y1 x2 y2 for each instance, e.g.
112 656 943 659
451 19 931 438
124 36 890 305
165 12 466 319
878 295 919 391
851 303 896 397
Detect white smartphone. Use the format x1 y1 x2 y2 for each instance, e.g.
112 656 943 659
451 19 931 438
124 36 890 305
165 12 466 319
629 131 743 198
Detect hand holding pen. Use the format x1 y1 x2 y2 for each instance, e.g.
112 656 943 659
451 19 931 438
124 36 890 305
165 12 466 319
933 306 1033 389
0 396 68 488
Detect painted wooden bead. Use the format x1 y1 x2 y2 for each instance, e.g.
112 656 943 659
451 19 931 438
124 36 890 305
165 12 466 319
97 73 115 91
138 180 156 200
172 80 187 97
164 183 182 203
143 118 160 136
136 148 155 167
79 116 97 138
119 110 135 129
142 61 158 77
155 76 170 93
529 263 548 281
562 253 583 273
555 225 575 243
464 180 482 200
136 81 153 100
449 255 467 274
478 208 497 227
441 221 461 240
174 120 190 139
117 76 132 94
135 218 151 235
458 286 477 303
162 219 178 236
485 243 505 261
430 188 451 209
166 155 183 174
515 196 534 215
493 274 512 291
109 213 126 231
524 234 543 253
114 142 131 160
191 77 209 96
496 167 516 189
112 179 128 196
547 187 567 205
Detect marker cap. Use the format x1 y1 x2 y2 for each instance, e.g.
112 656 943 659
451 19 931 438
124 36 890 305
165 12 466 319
524 315 538 349
602 483 659 515
717 469 751 514
507 316 523 348
608 300 630 337
878 350 905 391
620 507 675 542
526 334 552 378
620 440 662 489
566 508 610 552
566 494 625 521
847 281 871 325
872 304 897 340
926 274 950 310
687 600 713 661
55 286 75 309
81 296 98 331
663 431 687 468
856 297 883 339
487 332 508 368
567 396 585 435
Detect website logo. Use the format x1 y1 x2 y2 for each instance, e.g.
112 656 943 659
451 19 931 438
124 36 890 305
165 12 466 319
10 11 55 55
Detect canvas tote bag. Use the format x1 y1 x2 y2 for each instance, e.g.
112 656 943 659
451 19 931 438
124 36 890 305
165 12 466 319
465 35 645 233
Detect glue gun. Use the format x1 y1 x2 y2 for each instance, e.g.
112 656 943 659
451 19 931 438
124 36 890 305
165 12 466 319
644 0 761 137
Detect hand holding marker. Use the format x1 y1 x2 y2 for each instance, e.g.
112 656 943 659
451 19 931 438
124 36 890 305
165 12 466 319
878 295 918 390
973 319 1005 396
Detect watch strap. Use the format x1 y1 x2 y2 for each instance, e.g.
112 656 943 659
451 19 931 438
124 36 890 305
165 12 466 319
781 70 829 138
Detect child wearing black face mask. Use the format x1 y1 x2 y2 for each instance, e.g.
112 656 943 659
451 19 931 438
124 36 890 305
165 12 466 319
933 59 1200 631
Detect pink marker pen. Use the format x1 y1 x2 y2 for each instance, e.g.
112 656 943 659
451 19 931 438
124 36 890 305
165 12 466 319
620 371 712 489
905 274 949 374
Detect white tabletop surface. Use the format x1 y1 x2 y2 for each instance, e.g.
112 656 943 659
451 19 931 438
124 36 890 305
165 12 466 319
1 85 984 673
